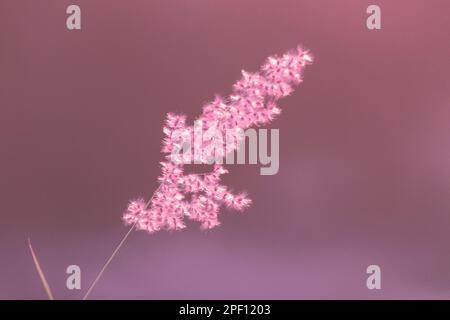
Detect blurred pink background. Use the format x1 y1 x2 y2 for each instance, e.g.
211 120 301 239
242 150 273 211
1 0 450 299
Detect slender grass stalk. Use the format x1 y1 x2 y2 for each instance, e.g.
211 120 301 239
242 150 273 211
82 185 161 300
82 223 136 300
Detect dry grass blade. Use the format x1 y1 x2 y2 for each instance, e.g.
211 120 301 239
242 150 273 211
28 238 55 300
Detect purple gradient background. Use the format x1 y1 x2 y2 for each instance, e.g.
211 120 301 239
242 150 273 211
1 0 450 299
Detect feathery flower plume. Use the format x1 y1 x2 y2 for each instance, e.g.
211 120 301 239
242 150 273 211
124 46 313 233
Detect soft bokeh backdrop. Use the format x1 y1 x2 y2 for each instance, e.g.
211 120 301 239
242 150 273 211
1 0 450 299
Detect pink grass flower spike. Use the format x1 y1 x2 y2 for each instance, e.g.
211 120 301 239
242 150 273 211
123 46 313 233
